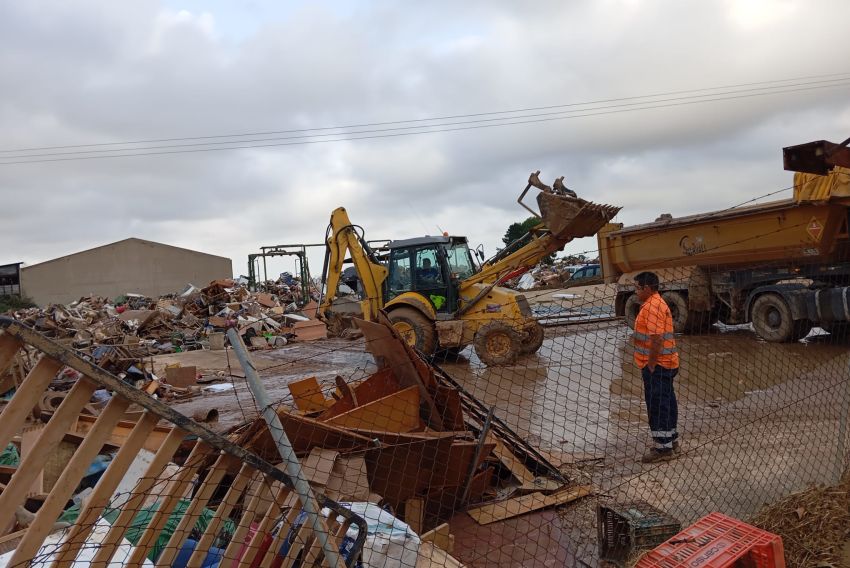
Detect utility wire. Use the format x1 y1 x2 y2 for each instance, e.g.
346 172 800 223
7 76 850 160
2 79 849 166
2 71 848 154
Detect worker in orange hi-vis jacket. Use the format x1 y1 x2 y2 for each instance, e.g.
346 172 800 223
632 271 680 464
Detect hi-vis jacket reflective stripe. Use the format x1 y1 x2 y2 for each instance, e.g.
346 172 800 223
634 292 680 369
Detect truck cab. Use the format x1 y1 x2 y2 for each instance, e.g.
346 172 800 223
385 236 478 313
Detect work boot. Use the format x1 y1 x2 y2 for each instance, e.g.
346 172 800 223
641 449 675 464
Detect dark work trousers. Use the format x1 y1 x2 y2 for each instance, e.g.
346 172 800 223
642 365 679 450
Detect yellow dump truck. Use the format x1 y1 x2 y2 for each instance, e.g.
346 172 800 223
598 138 850 342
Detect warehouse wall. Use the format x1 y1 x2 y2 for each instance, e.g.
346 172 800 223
21 238 232 306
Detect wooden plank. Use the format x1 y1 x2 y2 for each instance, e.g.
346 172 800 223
73 413 173 453
220 475 272 565
325 455 370 501
155 453 232 568
419 523 453 553
466 484 594 525
127 442 209 566
90 426 187 567
327 385 421 432
51 411 160 567
416 541 466 568
240 484 291 568
288 376 332 413
9 395 130 567
0 376 96 532
490 437 536 485
0 335 21 376
257 496 300 568
0 358 62 453
186 464 254 568
300 448 339 487
405 498 424 534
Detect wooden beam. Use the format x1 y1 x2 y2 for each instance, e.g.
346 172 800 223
0 357 62 453
0 376 96 532
51 411 160 567
185 463 254 568
466 484 594 525
155 453 233 567
90 426 187 566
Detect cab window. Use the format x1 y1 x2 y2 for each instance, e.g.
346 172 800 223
388 248 412 297
446 243 476 280
414 248 444 288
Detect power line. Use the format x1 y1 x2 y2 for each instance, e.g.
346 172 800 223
1 71 848 158
7 76 850 161
2 79 848 166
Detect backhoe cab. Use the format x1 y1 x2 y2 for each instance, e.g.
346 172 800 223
318 174 621 365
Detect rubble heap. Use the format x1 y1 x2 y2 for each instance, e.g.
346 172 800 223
6 277 322 355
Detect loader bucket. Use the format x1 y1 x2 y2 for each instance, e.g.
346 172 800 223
537 191 622 239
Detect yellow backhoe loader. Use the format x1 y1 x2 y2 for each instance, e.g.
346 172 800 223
317 173 620 365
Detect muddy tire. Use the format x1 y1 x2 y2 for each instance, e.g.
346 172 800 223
624 294 641 329
520 321 545 355
388 307 437 354
661 291 689 334
751 293 809 342
473 322 522 366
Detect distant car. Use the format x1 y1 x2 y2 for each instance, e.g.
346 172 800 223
569 264 601 281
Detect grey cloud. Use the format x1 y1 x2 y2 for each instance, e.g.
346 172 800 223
1 0 849 277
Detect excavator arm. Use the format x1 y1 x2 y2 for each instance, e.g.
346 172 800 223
464 172 621 288
318 207 388 322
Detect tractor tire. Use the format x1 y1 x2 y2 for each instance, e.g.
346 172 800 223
473 322 522 366
624 294 641 329
520 321 545 355
661 291 689 334
751 293 810 342
388 307 437 355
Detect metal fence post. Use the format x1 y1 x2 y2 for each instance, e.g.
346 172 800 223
227 328 344 568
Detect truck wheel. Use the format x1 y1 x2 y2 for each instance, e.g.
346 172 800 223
473 322 522 366
388 307 437 354
751 293 808 342
686 311 715 334
661 292 689 334
520 321 545 354
624 294 641 329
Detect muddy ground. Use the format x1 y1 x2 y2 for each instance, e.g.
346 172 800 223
165 286 850 566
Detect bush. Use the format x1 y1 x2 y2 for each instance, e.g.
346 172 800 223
0 295 36 314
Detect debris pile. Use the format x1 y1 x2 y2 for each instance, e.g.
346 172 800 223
750 475 850 568
7 278 325 355
505 258 601 291
231 313 593 540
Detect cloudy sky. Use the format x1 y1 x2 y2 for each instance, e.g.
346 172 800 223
2 0 849 280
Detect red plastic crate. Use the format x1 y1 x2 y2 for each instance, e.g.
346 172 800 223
636 512 785 567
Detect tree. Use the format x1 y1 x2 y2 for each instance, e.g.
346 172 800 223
502 216 555 265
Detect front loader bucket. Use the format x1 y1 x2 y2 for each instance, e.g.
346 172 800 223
537 191 622 240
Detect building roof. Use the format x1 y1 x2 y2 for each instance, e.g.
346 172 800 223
22 238 231 270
